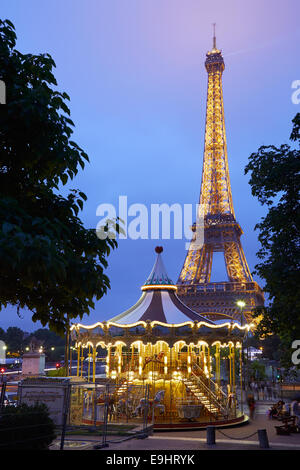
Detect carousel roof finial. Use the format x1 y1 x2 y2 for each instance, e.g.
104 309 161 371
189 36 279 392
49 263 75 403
142 246 175 290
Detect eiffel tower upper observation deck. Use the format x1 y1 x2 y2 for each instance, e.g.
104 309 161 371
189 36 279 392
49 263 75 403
177 31 264 323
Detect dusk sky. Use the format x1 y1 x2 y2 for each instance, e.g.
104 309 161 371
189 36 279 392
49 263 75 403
1 0 299 331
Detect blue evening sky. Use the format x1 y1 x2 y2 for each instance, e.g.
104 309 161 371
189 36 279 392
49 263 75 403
1 0 299 331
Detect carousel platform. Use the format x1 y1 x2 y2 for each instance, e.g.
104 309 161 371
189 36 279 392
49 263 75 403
80 413 248 431
152 413 249 431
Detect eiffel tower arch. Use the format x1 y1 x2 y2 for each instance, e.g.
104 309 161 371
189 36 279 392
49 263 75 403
177 33 264 323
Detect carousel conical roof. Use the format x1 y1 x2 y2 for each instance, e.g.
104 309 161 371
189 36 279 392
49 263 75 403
109 247 214 325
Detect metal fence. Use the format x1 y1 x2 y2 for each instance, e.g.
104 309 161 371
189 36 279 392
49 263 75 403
62 381 152 449
0 380 152 450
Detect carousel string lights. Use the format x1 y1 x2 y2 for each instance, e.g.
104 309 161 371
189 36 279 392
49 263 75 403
71 247 251 428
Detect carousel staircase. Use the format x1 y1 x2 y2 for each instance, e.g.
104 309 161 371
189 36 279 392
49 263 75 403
182 376 219 416
182 365 229 419
116 379 134 397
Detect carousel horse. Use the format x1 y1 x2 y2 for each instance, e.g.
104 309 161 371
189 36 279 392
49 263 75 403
133 390 165 417
143 352 165 370
153 390 165 415
116 396 134 417
107 395 117 421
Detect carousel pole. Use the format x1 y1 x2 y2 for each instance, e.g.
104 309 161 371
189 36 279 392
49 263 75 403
232 344 236 415
208 344 212 419
80 346 84 378
117 343 122 384
187 344 191 376
215 344 220 389
229 344 232 393
118 344 122 381
131 344 134 370
69 345 73 377
107 345 111 378
77 345 80 377
201 344 205 372
92 347 96 383
138 342 142 379
239 345 243 413
88 344 91 382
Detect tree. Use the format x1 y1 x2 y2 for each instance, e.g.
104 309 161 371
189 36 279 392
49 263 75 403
260 335 282 362
245 113 300 365
0 327 5 342
28 328 65 348
5 326 25 352
0 20 119 335
249 360 266 381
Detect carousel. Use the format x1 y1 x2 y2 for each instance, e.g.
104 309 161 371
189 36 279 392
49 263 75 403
71 247 252 429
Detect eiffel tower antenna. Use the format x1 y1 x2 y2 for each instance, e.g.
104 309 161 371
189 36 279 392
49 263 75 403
177 35 264 323
213 23 216 49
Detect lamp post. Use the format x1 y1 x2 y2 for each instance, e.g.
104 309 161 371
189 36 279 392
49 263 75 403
236 300 246 326
236 300 246 409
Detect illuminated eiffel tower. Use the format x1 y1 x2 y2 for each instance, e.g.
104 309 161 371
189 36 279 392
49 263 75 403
177 28 264 323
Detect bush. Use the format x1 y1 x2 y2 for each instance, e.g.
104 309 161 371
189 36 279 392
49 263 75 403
46 367 68 377
0 403 56 450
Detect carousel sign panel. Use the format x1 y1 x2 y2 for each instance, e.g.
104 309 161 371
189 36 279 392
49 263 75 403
18 377 71 426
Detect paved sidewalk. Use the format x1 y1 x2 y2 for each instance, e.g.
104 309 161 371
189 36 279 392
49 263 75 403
52 402 300 451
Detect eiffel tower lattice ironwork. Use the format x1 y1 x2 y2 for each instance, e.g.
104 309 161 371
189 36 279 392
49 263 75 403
177 31 264 323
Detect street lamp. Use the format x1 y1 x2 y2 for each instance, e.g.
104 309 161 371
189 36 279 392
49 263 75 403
236 300 246 326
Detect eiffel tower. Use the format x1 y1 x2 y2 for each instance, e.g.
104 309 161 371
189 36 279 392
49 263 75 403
177 28 264 323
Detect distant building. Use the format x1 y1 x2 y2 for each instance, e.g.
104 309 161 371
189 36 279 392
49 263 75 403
244 346 262 361
0 340 6 364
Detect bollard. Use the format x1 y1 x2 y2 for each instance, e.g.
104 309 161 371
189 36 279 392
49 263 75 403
206 425 216 445
257 429 269 449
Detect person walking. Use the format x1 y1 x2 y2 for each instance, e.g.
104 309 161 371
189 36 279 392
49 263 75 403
267 382 272 401
290 396 300 429
263 382 268 401
247 393 256 420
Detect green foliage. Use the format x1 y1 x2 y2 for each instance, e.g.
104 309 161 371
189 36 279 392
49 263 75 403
27 328 65 348
0 403 56 449
4 326 24 352
259 335 282 362
0 326 65 360
249 360 266 381
0 19 120 335
47 366 68 377
0 327 6 342
245 113 300 365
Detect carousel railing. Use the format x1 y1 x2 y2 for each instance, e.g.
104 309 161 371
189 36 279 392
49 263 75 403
177 362 234 418
189 370 230 418
176 363 221 416
191 362 228 405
